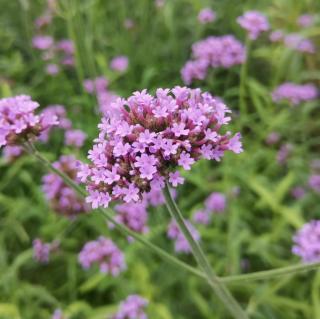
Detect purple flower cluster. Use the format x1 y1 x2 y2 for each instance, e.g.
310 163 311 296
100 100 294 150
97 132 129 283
78 236 126 275
265 132 280 145
42 155 89 218
83 76 119 116
110 56 129 73
193 192 226 225
78 87 242 209
34 0 57 30
65 129 87 148
32 238 51 263
237 11 269 40
181 36 246 84
297 14 315 28
167 219 200 253
292 220 320 263
111 201 149 238
2 145 23 162
39 104 71 142
197 8 216 24
0 95 58 148
32 35 75 75
272 83 318 105
291 186 306 199
112 295 148 319
269 30 284 43
309 175 320 193
51 309 65 319
276 143 293 165
284 34 315 54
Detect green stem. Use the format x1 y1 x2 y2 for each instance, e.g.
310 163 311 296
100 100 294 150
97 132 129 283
23 143 320 287
163 182 248 319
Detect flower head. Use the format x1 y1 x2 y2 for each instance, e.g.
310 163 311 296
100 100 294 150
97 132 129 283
284 34 315 53
110 56 129 73
237 11 269 40
112 294 148 319
33 238 52 263
198 8 216 24
42 155 89 218
0 95 58 148
79 87 242 209
65 129 87 148
309 174 320 193
78 236 126 275
205 192 226 213
297 14 315 28
293 220 320 263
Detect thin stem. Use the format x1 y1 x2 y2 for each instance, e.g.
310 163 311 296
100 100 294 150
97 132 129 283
163 182 248 319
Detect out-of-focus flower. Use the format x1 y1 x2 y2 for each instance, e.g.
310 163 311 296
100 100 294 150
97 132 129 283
33 238 51 263
284 34 315 53
78 87 242 209
111 201 149 239
309 175 320 193
192 210 210 225
112 295 148 319
46 63 60 75
110 56 129 73
124 19 135 30
42 155 89 218
277 143 293 165
181 36 245 84
297 14 315 28
293 220 320 262
266 132 280 145
0 95 58 148
237 11 269 40
167 219 200 253
155 0 165 8
2 145 23 162
291 186 306 199
51 309 65 319
32 35 54 50
65 129 87 148
272 83 318 105
78 236 126 275
56 39 74 55
269 30 284 42
198 8 216 24
205 192 226 213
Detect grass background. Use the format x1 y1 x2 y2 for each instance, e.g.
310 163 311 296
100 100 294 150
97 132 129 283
0 0 320 318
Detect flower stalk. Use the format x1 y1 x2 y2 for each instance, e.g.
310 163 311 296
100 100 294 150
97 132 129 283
163 182 249 319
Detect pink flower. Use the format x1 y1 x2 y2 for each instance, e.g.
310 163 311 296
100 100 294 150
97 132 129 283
198 8 216 24
110 56 129 72
65 129 87 148
237 11 269 40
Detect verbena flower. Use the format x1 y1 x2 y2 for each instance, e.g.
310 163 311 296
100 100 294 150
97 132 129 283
284 34 315 53
46 63 60 75
277 143 293 165
65 129 87 148
309 175 320 193
269 30 284 42
110 56 129 73
197 8 216 24
205 192 226 213
32 238 51 263
272 83 318 105
51 309 65 319
0 95 58 148
110 201 149 239
112 294 148 319
78 87 242 209
167 219 200 253
237 11 269 40
42 155 89 218
291 186 306 199
265 132 280 145
78 236 126 275
2 145 23 162
181 36 246 84
292 220 320 262
297 14 315 28
32 35 54 50
193 210 210 225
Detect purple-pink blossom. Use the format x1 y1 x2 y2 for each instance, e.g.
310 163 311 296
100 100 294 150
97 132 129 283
269 30 284 42
2 145 23 162
292 220 320 263
181 36 246 84
277 143 293 165
237 11 269 40
284 34 315 53
198 8 216 24
167 219 200 253
291 186 306 199
110 56 129 73
32 35 54 50
266 132 280 145
78 236 126 276
309 175 320 193
272 83 318 105
112 294 148 319
42 155 89 218
51 309 65 319
78 87 242 209
297 14 315 28
0 95 58 148
65 129 87 148
205 192 226 213
33 238 51 263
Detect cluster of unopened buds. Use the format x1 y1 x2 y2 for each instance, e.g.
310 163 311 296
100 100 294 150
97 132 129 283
78 87 243 210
